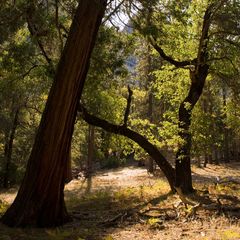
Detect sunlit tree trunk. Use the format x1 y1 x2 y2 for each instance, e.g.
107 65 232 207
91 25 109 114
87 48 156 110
86 125 95 178
147 92 155 173
147 44 154 173
1 0 106 227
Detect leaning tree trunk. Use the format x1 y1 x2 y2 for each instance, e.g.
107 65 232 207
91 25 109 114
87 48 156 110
175 65 209 193
1 0 106 227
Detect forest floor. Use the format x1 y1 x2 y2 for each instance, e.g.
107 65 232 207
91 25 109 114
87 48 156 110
0 162 240 240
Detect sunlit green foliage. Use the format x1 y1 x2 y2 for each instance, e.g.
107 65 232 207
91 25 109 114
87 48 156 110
129 0 240 164
1 0 240 187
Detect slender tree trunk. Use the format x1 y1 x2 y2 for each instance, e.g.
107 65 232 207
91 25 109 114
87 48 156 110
202 91 209 168
1 0 106 227
223 124 230 162
147 57 154 173
214 147 220 165
86 125 95 178
232 138 237 161
207 87 216 165
145 7 155 174
203 154 208 168
3 108 19 188
222 86 230 162
147 155 154 173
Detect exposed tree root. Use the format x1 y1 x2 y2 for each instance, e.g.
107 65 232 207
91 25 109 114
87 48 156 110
174 186 240 218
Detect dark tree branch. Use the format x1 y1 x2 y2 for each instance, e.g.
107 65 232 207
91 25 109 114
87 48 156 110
125 1 196 68
195 3 213 69
148 36 197 68
26 17 51 65
78 103 175 191
26 5 54 72
209 56 239 73
224 38 240 49
196 0 227 69
209 30 240 38
103 0 125 24
1 64 40 89
21 64 39 79
115 11 132 29
106 0 115 6
123 86 133 126
108 18 120 30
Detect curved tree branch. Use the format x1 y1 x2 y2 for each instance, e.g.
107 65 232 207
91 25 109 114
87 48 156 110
78 103 175 191
26 4 55 73
148 36 197 68
103 0 125 24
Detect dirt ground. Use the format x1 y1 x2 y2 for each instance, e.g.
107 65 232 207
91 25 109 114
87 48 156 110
65 163 240 240
66 162 240 190
0 163 240 240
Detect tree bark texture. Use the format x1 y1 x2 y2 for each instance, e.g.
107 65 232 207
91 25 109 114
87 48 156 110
175 65 209 193
1 0 106 227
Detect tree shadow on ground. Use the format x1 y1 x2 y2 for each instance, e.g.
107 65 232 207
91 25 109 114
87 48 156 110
1 164 240 240
64 164 240 239
63 189 174 240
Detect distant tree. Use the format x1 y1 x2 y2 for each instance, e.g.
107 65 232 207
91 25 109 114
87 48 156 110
75 25 131 171
0 18 49 187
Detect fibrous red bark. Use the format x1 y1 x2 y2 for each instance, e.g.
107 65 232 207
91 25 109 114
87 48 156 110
1 0 107 227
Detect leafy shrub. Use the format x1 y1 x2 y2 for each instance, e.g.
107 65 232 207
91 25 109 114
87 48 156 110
101 156 126 169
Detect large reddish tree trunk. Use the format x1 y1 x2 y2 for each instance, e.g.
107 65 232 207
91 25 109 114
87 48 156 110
1 0 106 227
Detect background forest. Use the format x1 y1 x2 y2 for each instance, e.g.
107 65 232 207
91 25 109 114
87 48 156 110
0 0 240 239
1 0 240 188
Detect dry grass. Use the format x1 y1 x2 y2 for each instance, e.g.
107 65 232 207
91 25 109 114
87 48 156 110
0 163 240 240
